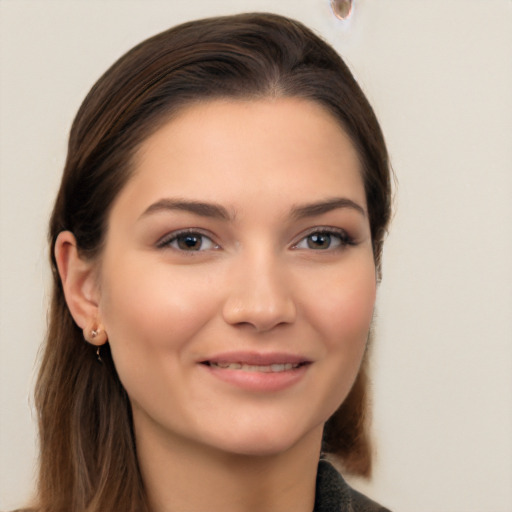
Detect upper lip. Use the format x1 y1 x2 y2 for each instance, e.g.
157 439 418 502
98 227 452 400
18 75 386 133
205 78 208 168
200 351 312 366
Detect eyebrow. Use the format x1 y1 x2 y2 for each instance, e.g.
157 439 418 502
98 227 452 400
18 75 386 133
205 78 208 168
139 196 366 222
139 198 232 221
291 197 366 219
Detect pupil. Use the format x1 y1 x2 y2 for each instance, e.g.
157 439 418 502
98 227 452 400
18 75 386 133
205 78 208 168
178 235 201 250
308 233 330 249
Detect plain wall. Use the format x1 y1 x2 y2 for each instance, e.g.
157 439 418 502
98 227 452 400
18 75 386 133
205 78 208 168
1 1 511 510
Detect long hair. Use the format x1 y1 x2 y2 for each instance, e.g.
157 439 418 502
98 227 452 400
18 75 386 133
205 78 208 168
34 12 392 511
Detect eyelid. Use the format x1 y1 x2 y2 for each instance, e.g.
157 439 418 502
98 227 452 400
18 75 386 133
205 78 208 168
156 228 220 251
291 226 355 250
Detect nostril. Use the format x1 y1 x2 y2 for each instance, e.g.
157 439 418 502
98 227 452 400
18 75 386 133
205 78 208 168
221 268 297 331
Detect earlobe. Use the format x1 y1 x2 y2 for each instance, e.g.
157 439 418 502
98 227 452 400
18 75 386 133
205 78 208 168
54 231 101 331
83 324 108 347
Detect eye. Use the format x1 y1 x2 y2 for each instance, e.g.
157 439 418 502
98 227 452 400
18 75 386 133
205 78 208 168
157 230 219 252
293 229 353 251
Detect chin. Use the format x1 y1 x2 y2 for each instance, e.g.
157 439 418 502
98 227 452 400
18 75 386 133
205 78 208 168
203 423 323 459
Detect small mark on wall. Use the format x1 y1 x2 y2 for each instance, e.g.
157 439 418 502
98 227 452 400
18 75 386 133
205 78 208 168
330 0 353 20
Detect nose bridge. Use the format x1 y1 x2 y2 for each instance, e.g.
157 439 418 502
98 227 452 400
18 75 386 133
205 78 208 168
222 247 296 331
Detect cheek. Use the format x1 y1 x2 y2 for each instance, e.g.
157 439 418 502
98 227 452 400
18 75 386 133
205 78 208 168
313 260 376 418
314 259 377 349
97 258 219 370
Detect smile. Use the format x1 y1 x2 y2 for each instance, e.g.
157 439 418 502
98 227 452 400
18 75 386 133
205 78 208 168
199 353 311 392
205 362 303 372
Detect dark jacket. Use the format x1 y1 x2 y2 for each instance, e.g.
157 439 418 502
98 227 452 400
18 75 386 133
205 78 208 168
314 460 391 512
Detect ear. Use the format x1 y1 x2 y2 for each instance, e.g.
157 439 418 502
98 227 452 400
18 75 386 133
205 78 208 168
54 231 101 331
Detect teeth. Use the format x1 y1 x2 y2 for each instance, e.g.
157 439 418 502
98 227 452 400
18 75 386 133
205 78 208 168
210 362 300 372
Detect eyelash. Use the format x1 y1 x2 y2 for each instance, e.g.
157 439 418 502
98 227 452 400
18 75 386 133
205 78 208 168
156 229 219 252
292 227 355 251
156 227 355 253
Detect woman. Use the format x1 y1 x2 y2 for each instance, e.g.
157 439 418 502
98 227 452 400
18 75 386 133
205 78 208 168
28 12 392 512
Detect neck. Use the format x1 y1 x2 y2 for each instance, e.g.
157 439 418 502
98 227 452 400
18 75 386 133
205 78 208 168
135 418 323 512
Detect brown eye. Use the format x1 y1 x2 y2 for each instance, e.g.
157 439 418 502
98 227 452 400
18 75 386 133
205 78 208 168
307 233 332 250
157 231 218 251
176 234 203 251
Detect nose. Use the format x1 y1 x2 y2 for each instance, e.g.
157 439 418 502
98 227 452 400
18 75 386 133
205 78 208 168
222 253 297 333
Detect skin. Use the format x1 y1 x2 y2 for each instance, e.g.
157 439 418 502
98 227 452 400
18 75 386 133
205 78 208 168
56 98 376 512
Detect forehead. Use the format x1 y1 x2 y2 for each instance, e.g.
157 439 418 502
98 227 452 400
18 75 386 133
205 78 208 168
114 97 366 219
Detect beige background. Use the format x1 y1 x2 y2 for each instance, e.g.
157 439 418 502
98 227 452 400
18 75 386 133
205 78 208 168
1 1 511 510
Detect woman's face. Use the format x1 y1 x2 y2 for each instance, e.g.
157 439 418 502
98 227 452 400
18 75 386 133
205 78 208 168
96 98 376 457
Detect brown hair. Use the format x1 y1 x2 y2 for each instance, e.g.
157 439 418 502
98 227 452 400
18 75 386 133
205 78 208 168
34 12 391 512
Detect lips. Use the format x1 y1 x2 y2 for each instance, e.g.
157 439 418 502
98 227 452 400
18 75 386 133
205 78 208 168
206 361 302 372
199 352 312 391
201 351 311 368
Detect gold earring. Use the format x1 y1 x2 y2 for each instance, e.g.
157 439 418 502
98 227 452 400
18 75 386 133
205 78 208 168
83 324 108 345
83 324 107 363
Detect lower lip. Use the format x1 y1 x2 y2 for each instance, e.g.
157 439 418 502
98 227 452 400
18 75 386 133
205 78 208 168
201 363 310 392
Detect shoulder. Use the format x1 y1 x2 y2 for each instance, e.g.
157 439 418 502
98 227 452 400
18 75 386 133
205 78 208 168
315 460 392 512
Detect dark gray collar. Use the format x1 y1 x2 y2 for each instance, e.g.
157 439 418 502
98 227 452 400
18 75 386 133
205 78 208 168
313 460 391 512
